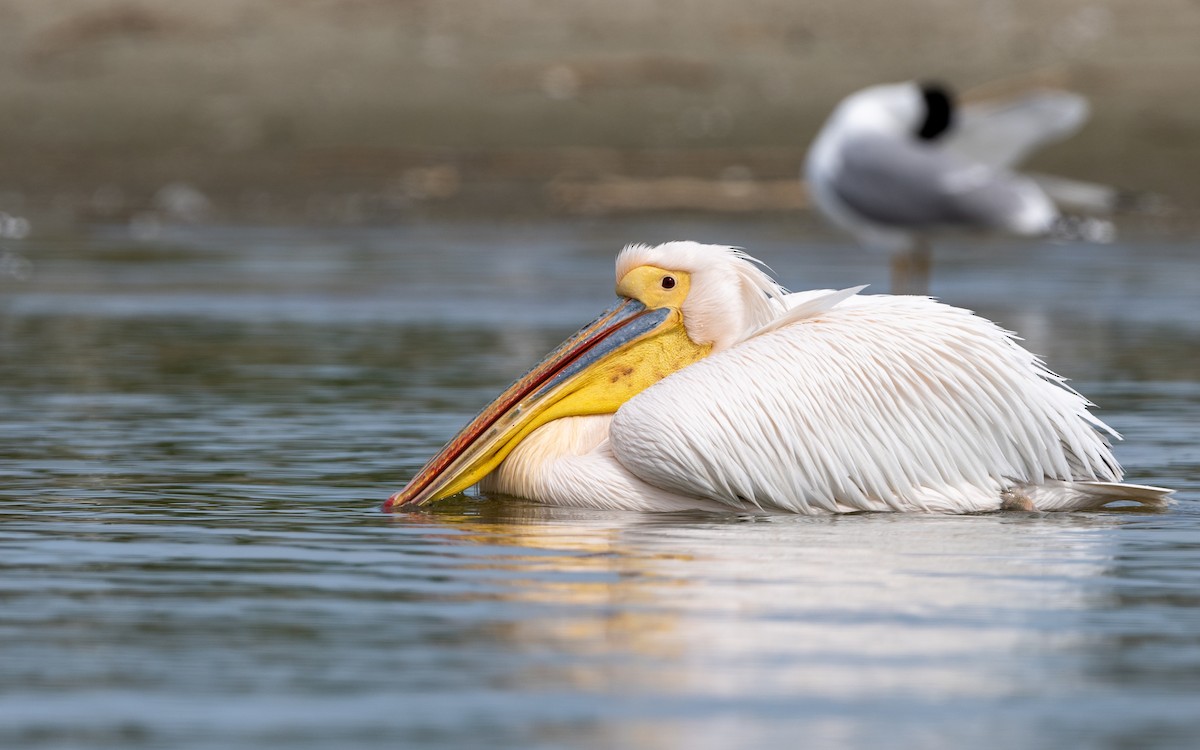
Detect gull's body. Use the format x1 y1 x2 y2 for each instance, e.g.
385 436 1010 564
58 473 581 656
805 81 1109 293
388 242 1169 514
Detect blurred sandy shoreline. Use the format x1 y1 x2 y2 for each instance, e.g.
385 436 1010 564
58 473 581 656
1 0 1198 229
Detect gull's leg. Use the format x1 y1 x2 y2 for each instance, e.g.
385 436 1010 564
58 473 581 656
889 239 931 295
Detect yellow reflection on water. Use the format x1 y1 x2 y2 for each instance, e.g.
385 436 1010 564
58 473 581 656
391 498 1133 704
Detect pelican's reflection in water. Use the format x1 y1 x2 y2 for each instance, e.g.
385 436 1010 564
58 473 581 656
391 499 1147 747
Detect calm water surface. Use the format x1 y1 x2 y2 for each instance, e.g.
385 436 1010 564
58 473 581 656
2 219 1199 749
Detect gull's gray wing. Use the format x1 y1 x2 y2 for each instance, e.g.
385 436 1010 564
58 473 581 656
831 134 1054 232
947 91 1089 169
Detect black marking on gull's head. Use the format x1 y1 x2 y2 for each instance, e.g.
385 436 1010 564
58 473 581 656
917 82 955 141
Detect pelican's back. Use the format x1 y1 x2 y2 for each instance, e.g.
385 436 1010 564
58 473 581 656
610 294 1129 514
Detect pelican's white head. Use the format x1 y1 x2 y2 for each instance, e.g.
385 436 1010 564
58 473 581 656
615 241 786 352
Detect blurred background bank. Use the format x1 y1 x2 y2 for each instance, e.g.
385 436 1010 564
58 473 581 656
0 0 1198 231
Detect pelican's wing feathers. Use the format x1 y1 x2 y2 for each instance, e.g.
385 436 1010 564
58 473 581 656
609 294 1124 514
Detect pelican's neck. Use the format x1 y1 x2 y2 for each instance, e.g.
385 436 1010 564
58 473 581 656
480 415 614 499
479 414 724 511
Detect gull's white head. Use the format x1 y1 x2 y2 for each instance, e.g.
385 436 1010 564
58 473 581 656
615 241 786 352
826 81 956 141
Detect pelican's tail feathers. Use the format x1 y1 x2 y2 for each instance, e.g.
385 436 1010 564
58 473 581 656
1011 480 1174 512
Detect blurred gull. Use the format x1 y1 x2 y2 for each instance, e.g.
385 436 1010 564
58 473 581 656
805 81 1115 293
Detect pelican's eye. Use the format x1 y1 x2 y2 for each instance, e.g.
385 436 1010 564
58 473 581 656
616 265 690 308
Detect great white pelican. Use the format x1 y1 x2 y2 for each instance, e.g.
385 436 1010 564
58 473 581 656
387 241 1169 514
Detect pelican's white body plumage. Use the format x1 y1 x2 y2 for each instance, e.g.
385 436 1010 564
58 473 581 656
479 242 1169 514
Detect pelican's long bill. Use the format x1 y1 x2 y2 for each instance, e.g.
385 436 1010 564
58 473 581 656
385 297 709 509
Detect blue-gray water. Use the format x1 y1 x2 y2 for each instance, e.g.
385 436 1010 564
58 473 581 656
2 218 1199 749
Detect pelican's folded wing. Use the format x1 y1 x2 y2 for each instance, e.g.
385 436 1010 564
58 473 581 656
608 294 1122 514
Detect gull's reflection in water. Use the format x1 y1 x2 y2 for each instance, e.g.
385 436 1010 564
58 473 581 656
390 497 1150 747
